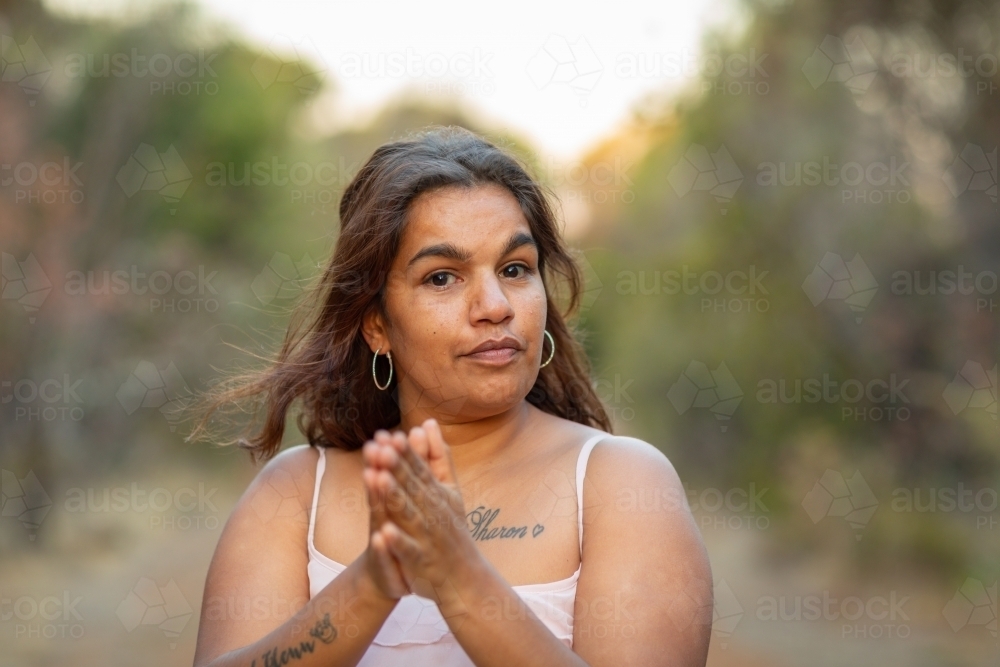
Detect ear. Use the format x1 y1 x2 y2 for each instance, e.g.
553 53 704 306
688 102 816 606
361 304 389 354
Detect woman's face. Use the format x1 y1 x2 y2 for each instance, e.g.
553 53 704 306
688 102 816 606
364 183 548 422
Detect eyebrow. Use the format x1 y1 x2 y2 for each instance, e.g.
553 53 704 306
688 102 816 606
406 231 537 269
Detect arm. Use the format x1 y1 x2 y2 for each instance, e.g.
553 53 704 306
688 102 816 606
192 445 401 667
571 436 713 666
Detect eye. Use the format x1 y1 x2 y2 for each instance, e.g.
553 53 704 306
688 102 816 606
426 271 456 288
502 263 533 279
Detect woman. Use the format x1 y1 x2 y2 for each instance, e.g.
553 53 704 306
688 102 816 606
188 126 713 667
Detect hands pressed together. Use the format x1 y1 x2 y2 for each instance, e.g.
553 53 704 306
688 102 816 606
361 418 481 606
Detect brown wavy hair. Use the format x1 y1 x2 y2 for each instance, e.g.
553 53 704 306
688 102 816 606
186 125 612 463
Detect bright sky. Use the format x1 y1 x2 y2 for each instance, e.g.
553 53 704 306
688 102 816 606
44 0 744 160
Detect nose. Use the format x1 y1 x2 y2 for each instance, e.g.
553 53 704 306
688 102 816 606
469 271 514 324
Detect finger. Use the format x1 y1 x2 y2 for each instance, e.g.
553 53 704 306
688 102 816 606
371 530 409 597
384 432 430 500
381 521 423 565
367 436 408 481
407 424 430 460
362 440 382 468
374 431 398 469
378 469 427 534
364 467 391 529
423 418 458 486
403 428 438 485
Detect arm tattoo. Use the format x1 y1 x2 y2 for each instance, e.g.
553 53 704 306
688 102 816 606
249 613 336 666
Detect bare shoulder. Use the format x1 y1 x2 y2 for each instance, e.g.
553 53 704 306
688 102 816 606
233 443 321 526
587 434 685 493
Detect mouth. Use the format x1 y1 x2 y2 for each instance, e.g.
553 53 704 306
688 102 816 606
463 335 523 364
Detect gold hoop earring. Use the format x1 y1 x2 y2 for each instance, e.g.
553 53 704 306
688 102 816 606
540 330 555 368
372 347 393 390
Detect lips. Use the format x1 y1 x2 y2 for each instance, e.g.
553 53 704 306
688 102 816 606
463 336 524 365
465 336 522 355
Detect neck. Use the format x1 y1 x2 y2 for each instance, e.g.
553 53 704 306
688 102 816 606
393 400 533 470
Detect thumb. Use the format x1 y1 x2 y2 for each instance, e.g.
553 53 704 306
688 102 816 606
423 418 458 486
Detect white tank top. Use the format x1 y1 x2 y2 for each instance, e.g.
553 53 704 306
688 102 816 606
306 433 606 666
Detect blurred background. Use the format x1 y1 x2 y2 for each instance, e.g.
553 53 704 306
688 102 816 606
0 0 997 664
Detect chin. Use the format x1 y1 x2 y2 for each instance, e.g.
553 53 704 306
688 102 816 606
468 379 527 409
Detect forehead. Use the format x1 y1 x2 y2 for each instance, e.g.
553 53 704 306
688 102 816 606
400 183 530 249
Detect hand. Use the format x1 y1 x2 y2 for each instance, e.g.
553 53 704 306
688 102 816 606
362 419 482 607
360 422 437 601
362 458 410 601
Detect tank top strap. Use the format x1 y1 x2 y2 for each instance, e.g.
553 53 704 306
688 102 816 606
575 434 606 557
307 444 326 550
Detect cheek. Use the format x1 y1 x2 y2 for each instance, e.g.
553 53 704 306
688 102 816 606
516 284 548 321
400 296 462 349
